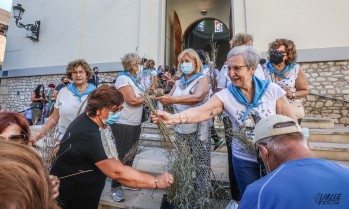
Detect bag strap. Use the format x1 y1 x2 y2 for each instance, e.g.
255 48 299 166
76 97 88 117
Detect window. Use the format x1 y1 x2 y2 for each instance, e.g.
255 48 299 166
214 20 223 33
197 20 205 32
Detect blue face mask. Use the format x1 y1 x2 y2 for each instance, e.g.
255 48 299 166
102 111 121 125
181 62 195 75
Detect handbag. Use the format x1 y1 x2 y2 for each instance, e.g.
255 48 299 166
141 105 150 123
289 102 305 119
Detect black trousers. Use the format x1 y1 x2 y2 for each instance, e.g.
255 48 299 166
110 123 142 188
223 116 241 201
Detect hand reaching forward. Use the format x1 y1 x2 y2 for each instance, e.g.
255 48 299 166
155 172 174 188
150 110 175 125
49 175 60 199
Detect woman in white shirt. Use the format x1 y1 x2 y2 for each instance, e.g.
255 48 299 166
153 46 296 198
110 53 149 202
32 59 96 143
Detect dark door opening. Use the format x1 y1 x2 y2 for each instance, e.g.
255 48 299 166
184 19 230 69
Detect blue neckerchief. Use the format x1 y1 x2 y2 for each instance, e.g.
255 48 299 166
228 76 270 123
118 71 144 91
118 71 139 84
180 73 204 88
66 83 96 102
142 69 152 76
266 62 296 79
156 70 162 74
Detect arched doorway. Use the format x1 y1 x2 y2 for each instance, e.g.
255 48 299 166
184 19 230 69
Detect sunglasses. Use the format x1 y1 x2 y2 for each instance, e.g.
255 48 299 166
255 142 267 164
0 134 26 142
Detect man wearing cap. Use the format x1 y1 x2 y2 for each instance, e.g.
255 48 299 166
239 114 349 209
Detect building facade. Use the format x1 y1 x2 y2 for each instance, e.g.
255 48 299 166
1 0 349 124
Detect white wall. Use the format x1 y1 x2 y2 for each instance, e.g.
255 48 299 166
4 0 165 74
233 0 349 54
0 35 5 63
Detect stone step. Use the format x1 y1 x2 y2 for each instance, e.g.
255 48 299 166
139 133 228 153
301 117 335 129
308 127 349 144
99 146 230 209
309 142 349 161
133 147 229 182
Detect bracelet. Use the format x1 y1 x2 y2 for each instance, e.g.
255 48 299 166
183 112 188 124
179 113 183 124
154 177 158 189
292 91 296 99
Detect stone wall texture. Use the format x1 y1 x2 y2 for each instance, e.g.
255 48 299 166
0 60 348 125
0 72 117 112
301 60 349 125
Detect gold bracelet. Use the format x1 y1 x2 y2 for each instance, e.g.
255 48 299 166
183 112 188 124
154 177 158 189
179 113 183 124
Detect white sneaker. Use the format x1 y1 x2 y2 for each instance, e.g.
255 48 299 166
110 186 124 202
226 200 239 209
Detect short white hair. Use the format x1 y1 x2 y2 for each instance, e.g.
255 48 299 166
227 46 260 68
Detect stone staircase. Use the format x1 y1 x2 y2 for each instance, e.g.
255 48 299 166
301 117 349 161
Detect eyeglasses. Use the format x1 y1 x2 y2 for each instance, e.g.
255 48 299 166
110 106 123 113
0 134 26 143
271 49 286 55
228 65 248 72
72 71 86 76
255 142 267 164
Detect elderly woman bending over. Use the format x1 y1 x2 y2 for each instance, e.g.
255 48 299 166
152 46 296 197
156 48 211 199
50 86 173 209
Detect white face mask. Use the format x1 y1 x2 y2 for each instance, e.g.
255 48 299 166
180 62 195 75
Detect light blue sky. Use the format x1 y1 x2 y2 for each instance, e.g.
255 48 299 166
0 0 13 12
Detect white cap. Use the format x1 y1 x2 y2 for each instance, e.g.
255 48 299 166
253 115 302 143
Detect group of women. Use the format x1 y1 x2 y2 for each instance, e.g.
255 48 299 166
0 33 308 209
151 34 308 206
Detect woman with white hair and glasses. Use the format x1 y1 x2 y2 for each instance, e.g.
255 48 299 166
152 46 296 198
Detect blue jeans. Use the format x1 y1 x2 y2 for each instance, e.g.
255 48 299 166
232 155 262 197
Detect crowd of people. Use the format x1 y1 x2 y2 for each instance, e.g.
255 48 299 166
1 33 348 209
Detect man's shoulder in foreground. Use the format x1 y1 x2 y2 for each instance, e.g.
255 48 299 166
239 158 349 209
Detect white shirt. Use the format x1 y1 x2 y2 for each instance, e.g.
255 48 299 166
54 87 88 139
264 63 301 103
173 75 209 138
115 75 143 126
202 65 219 97
215 83 285 162
139 69 157 91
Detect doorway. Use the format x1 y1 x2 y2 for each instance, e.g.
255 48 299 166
184 19 230 69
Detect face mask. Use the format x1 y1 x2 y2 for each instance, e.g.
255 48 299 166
94 72 99 75
269 50 285 65
63 81 70 85
181 62 194 75
102 111 121 125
